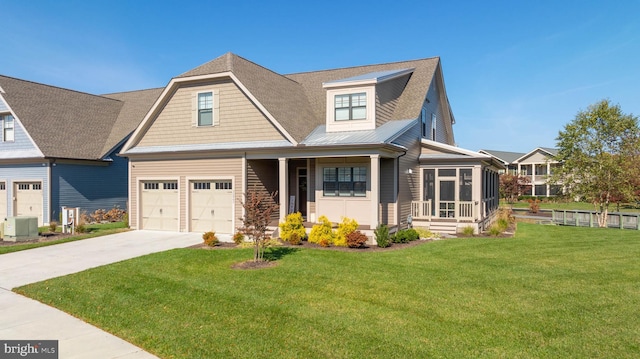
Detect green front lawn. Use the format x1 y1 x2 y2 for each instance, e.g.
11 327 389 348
1 221 128 255
16 224 640 358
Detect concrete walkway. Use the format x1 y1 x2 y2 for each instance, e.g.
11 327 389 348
0 230 202 358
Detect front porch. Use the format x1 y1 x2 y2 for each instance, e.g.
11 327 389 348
410 199 498 234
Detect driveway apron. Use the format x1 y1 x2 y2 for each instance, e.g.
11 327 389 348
0 230 202 359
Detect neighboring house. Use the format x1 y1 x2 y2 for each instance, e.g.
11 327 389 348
0 75 161 225
121 53 503 235
480 147 561 197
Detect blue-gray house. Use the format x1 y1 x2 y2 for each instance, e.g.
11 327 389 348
0 75 161 225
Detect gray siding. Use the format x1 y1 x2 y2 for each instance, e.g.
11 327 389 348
379 157 395 225
394 123 421 228
50 146 128 221
0 96 8 112
0 117 40 155
423 75 451 145
0 163 49 223
247 159 279 222
376 74 411 127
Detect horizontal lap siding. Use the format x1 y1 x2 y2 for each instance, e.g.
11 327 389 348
51 149 128 220
0 117 40 154
395 124 421 229
246 159 279 222
424 74 452 145
137 80 285 147
130 157 243 231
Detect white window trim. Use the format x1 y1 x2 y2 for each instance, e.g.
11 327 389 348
192 89 220 127
1 114 15 142
431 113 437 141
325 86 375 133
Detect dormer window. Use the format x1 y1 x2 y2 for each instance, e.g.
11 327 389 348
335 93 367 121
198 92 213 126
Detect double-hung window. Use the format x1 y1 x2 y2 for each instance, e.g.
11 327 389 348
198 92 213 126
335 93 367 121
323 167 366 197
1 114 14 142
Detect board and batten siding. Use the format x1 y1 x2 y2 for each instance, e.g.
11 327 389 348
136 79 285 148
376 74 411 127
50 147 128 220
130 157 243 231
0 163 49 223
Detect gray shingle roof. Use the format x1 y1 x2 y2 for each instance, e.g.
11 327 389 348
0 75 160 160
479 149 525 164
177 53 440 143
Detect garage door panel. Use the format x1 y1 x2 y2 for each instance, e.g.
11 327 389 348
190 181 233 233
14 182 43 225
141 181 178 231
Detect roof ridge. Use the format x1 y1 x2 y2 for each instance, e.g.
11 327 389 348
230 53 303 86
284 56 440 76
0 74 121 102
102 87 164 96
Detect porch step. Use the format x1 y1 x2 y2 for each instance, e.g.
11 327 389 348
421 222 458 235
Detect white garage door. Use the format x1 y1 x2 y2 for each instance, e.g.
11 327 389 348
0 182 6 221
141 181 179 231
14 182 43 225
190 180 233 233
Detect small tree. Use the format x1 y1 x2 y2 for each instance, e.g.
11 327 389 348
238 187 279 262
552 99 640 227
499 173 531 204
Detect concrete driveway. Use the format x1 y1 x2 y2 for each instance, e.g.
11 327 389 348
0 230 202 358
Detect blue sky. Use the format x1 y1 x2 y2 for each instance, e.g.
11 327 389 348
2 0 638 153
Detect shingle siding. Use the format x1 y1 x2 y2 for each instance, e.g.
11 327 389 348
394 123 421 228
376 74 411 127
136 80 285 148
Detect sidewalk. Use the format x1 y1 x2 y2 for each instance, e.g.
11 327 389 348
0 230 202 358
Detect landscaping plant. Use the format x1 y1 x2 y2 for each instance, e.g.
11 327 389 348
202 231 218 246
309 215 335 246
335 217 358 247
238 187 279 262
278 212 306 244
346 230 368 248
374 223 391 248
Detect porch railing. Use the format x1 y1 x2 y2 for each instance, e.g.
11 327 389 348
411 200 477 221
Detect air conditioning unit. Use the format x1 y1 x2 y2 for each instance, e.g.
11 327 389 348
4 216 39 242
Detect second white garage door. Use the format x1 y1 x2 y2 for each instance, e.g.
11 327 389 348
14 182 43 225
190 180 233 233
141 181 179 231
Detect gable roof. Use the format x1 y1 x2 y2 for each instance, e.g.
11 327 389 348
514 147 559 163
172 53 444 144
478 149 525 164
0 75 160 160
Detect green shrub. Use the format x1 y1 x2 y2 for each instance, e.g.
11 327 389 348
123 212 129 228
488 224 503 236
374 224 391 248
233 232 245 245
203 231 218 246
48 221 58 233
460 226 475 236
346 230 368 248
309 216 335 246
75 220 87 234
393 229 418 243
279 212 307 244
335 217 358 247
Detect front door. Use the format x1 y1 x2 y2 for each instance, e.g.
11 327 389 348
297 168 307 218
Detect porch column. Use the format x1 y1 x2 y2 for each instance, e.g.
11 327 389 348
370 154 380 229
546 162 551 197
279 157 288 222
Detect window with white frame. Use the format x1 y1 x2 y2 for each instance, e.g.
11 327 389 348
421 108 427 137
197 92 213 126
335 93 367 121
431 113 436 141
1 114 14 142
323 166 366 197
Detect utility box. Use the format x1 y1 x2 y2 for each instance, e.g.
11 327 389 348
62 207 80 234
0 221 4 240
4 216 39 242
